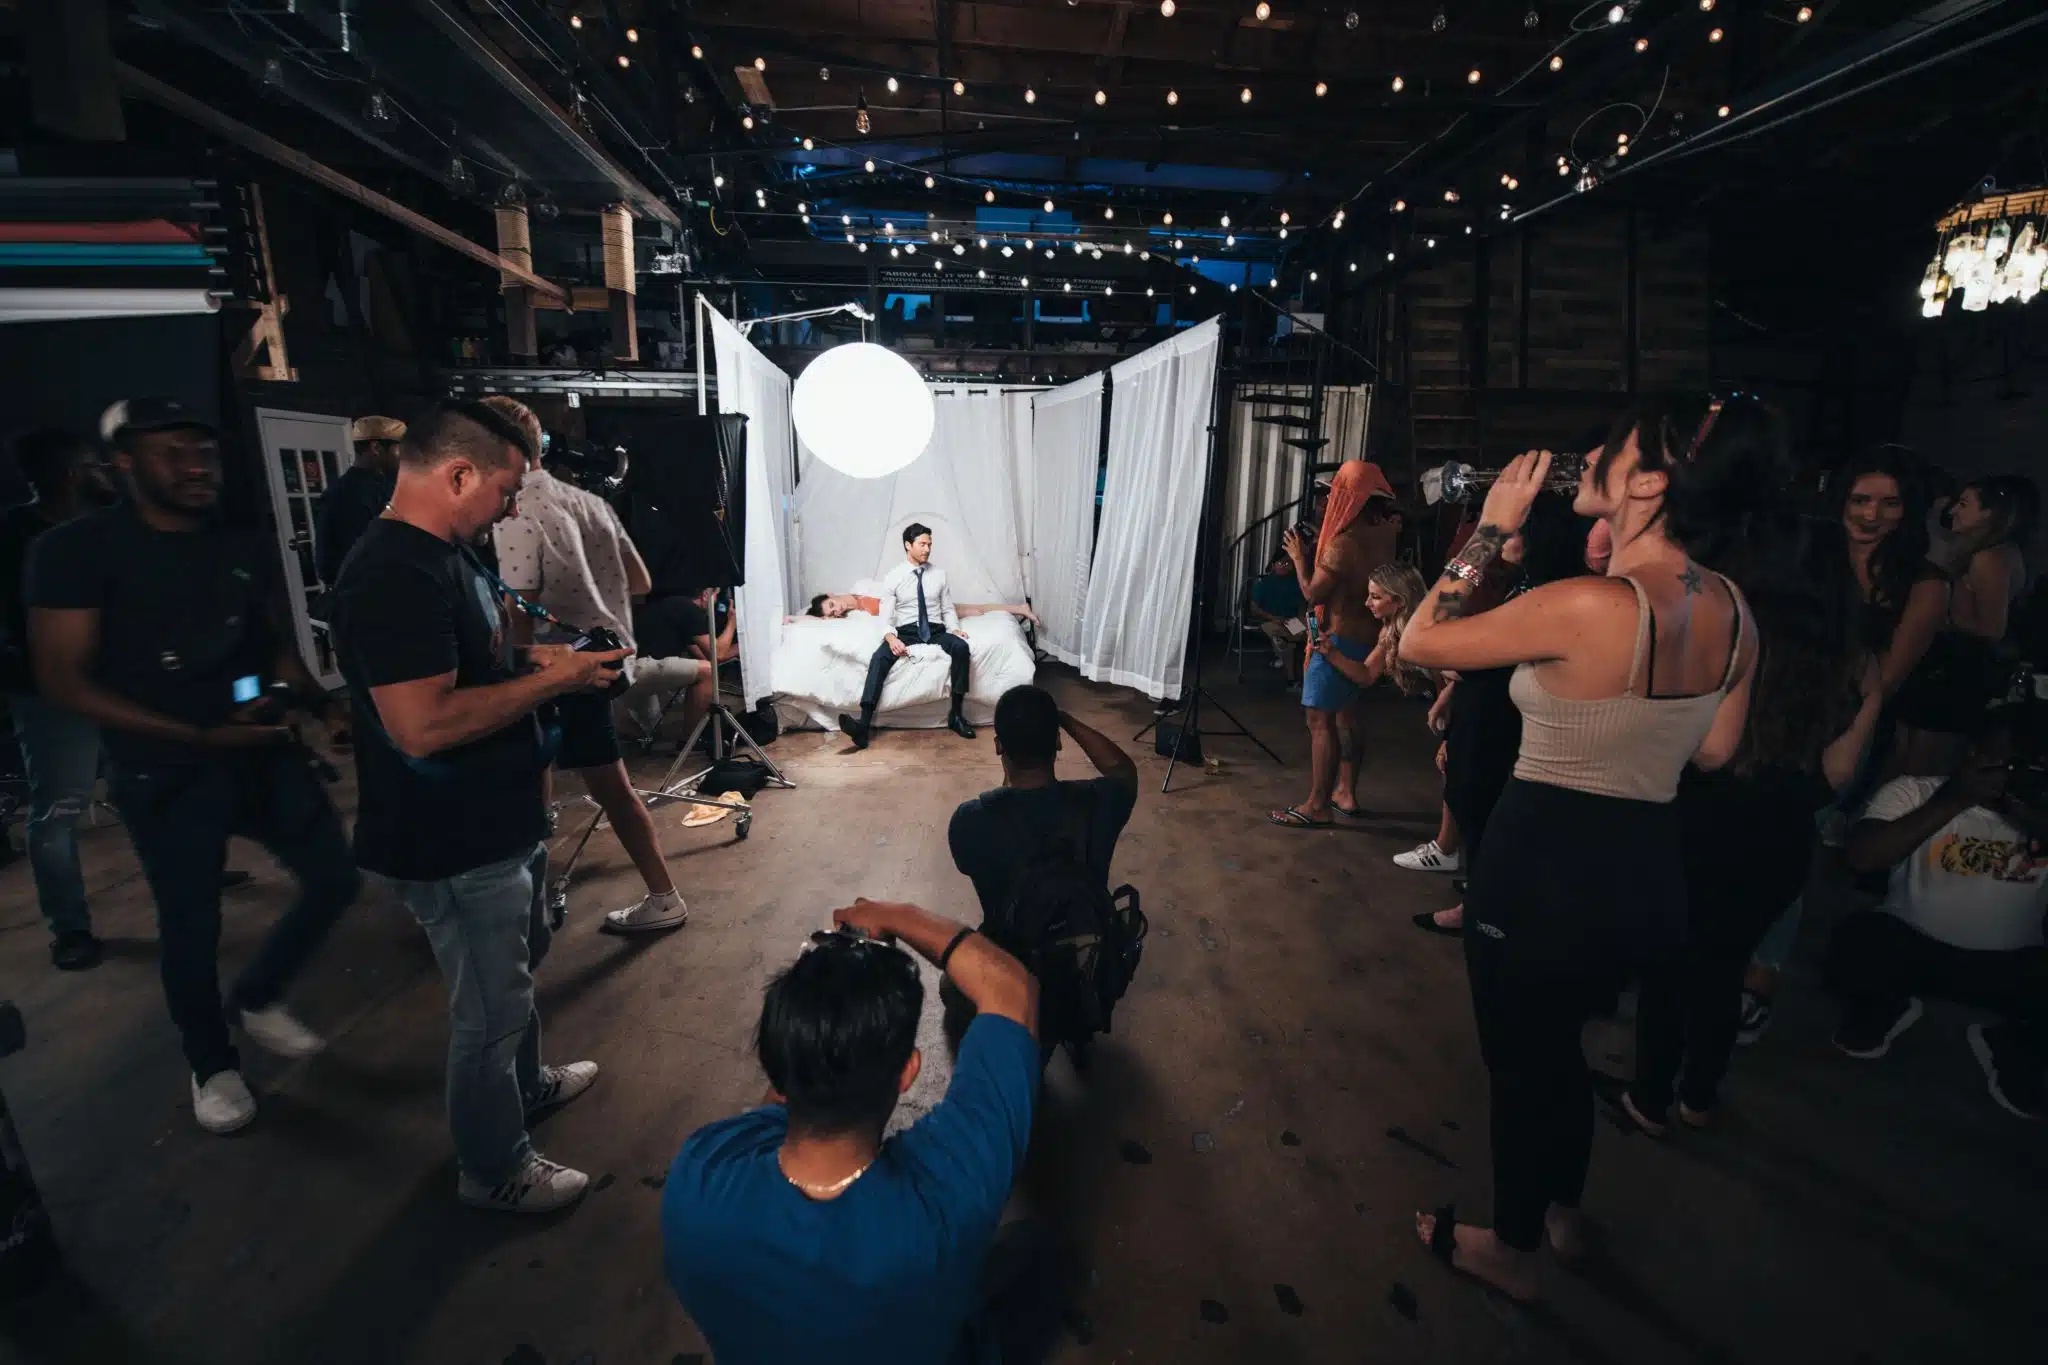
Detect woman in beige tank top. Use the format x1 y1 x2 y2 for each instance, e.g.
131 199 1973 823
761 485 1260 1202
1396 397 1781 1303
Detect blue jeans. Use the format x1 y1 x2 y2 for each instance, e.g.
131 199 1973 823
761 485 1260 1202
395 843 553 1186
110 749 361 1081
9 694 100 936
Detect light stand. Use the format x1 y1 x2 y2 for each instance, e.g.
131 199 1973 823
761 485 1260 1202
1131 357 1283 793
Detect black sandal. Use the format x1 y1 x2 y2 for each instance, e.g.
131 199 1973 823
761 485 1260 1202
1419 1203 1542 1304
1412 910 1463 938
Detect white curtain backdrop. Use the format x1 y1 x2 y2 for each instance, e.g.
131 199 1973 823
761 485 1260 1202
793 384 1033 607
706 305 795 708
1072 316 1223 699
1025 374 1104 666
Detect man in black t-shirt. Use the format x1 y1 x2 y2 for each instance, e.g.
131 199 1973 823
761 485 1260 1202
2 428 108 970
26 398 360 1136
328 402 626 1215
948 685 1138 926
313 415 403 585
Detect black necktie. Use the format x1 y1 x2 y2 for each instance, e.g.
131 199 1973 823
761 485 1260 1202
914 569 931 643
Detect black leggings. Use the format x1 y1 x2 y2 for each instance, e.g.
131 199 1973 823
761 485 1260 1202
1463 779 1680 1252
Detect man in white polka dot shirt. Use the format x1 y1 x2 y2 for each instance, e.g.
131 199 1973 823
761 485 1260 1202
484 397 687 935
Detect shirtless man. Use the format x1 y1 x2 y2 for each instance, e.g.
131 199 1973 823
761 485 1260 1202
803 592 1039 624
1270 462 1400 827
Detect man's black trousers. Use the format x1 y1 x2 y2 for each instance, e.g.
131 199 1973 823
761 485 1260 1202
860 626 971 714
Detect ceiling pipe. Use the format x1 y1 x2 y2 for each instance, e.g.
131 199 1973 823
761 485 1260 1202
116 62 572 308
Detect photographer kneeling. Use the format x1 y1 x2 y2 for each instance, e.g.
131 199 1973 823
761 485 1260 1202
662 899 1042 1364
330 402 625 1212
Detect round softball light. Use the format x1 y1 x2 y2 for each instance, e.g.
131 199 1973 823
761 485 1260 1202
791 343 934 478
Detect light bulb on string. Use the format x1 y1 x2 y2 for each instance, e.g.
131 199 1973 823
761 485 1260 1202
978 237 988 248
1467 68 1481 84
1607 4 1624 24
1717 104 1730 118
1163 212 1174 225
1350 261 1358 271
1444 189 1460 203
1002 245 1014 257
1393 199 1406 212
1147 286 1156 296
1387 250 1396 261
1699 0 1714 9
1161 0 1176 14
886 76 899 93
1095 89 1107 105
1239 86 1254 103
1226 234 1235 246
1708 26 1723 41
1315 81 1328 97
1797 5 1813 19
865 159 876 172
712 173 724 188
1105 207 1115 219
1333 209 1345 227
690 42 702 57
954 243 965 255
1025 87 1037 103
1392 75 1405 92
978 268 987 279
1635 37 1649 51
802 137 814 150
925 175 936 188
954 79 966 95
1256 3 1272 19
754 57 765 71
985 189 996 203
625 27 639 42
569 13 583 28
617 54 630 68
1174 238 1184 248
1279 227 1288 239
1309 270 1318 281
742 113 754 129
1166 89 1180 105
1549 55 1563 71
1221 214 1231 227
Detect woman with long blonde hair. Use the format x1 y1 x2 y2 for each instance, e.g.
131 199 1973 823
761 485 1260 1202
1308 562 1434 695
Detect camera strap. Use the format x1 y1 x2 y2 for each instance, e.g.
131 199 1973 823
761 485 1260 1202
457 544 633 688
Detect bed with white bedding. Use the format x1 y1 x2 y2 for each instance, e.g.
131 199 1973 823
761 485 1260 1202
771 596 1037 732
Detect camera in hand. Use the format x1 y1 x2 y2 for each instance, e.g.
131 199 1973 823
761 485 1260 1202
571 625 632 698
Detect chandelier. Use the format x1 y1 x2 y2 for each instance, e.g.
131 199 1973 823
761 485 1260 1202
1921 186 2048 317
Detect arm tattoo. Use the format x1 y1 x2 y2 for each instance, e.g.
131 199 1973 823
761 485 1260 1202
1679 564 1704 596
1430 524 1508 623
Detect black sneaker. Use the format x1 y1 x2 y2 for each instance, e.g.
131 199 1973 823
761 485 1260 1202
1967 1023 2044 1120
1834 996 1924 1059
50 929 103 972
838 713 870 750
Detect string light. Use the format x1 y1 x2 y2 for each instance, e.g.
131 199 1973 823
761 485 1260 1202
1796 4 1813 19
1166 89 1179 105
1717 104 1731 117
925 175 936 188
1095 89 1108 105
1279 227 1288 239
978 237 988 247
1240 87 1253 103
1226 234 1236 246
802 137 814 150
742 113 754 129
1002 245 1014 256
1025 87 1037 103
1350 261 1358 271
890 247 900 258
1221 214 1231 227
1387 250 1396 260
1392 199 1406 212
1426 237 1437 248
985 189 996 203
1699 0 1715 9
1467 68 1482 84
1255 2 1272 18
1444 189 1460 203
1333 209 1345 227
625 27 639 42
1606 4 1625 23
799 202 807 212
1392 75 1405 92
1635 36 1648 51
712 173 724 188
865 158 876 172
1280 211 1291 224
1550 55 1563 71
1315 81 1328 97
978 269 987 279
569 13 582 28
1163 212 1174 225
842 214 851 224
1708 26 1724 41
1022 278 1030 287
1147 286 1156 296
1174 237 1184 248
883 222 894 234
754 56 765 70
1104 207 1116 219
1043 198 1055 211
954 79 966 95
954 243 965 255
1161 0 1176 13
1309 271 1318 281
1189 284 1197 293
617 54 630 68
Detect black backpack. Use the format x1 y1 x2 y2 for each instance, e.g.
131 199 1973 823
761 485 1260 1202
986 785 1146 1049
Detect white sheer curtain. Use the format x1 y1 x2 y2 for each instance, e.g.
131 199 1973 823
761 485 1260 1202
707 305 795 708
792 384 1032 605
1072 316 1222 698
1026 374 1104 666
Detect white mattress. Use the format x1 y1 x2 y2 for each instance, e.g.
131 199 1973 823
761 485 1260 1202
772 608 1037 732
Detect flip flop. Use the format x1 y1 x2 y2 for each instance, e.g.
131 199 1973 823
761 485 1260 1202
1331 803 1365 819
1268 806 1334 829
1411 910 1463 937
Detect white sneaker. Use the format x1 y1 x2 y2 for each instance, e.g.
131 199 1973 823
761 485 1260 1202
527 1061 600 1118
1393 840 1463 873
191 1071 257 1134
602 890 689 934
457 1153 589 1214
240 1003 326 1059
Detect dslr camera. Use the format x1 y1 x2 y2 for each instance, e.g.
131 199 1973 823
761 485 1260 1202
570 625 632 698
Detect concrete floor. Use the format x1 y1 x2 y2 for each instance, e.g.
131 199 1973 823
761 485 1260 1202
1 661 2042 1365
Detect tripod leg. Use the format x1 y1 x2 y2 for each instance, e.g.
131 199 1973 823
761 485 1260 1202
1199 688 1284 764
717 704 794 787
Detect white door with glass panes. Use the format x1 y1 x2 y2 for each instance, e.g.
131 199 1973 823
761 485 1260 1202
253 407 352 691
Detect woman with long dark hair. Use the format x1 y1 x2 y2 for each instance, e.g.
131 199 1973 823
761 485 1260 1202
1620 511 1880 1132
1398 395 1772 1302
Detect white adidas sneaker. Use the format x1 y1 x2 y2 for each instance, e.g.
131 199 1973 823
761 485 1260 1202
1393 839 1463 873
240 1003 327 1059
192 1070 257 1134
602 890 689 934
457 1153 590 1214
527 1061 600 1118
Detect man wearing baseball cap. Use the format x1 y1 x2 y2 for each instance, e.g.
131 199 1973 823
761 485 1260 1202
315 414 406 585
24 397 360 1135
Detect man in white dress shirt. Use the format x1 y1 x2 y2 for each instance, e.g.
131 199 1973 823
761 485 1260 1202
839 523 977 748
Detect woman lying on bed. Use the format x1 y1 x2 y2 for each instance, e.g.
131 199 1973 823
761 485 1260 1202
796 592 1040 625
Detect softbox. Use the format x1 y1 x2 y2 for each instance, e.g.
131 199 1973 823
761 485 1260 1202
593 410 748 594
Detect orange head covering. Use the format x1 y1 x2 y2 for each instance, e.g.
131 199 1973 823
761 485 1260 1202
1310 461 1397 633
1314 461 1395 566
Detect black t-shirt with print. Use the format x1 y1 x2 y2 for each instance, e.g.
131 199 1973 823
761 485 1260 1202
24 502 278 764
328 517 547 881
